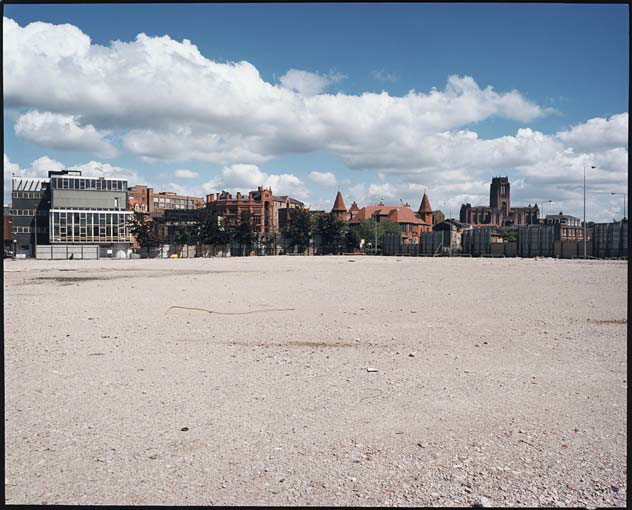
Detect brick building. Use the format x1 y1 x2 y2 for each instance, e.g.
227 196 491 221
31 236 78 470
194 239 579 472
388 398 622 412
331 191 348 221
205 186 304 239
127 185 204 215
460 177 539 226
349 202 431 244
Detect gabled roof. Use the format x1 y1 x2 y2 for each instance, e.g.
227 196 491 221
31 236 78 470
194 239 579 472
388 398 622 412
332 191 346 212
349 205 429 226
387 207 424 225
349 201 360 212
418 192 432 213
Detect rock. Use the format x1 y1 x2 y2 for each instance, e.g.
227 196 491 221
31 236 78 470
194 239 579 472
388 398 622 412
477 496 493 507
367 368 378 373
408 352 416 357
181 427 189 431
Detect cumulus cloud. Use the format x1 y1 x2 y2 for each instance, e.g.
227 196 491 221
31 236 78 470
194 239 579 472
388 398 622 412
556 113 628 152
3 17 627 221
279 69 346 96
371 69 398 82
5 16 551 171
173 168 199 179
307 171 337 187
201 164 309 200
15 110 117 158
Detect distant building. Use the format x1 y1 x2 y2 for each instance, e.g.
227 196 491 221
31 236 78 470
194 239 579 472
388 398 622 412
7 177 50 256
331 191 348 221
433 219 471 253
543 212 581 227
460 176 539 226
205 186 304 240
348 201 360 221
349 201 431 244
48 170 133 256
4 207 14 254
128 185 204 215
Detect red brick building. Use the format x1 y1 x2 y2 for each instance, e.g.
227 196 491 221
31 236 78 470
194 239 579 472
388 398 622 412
128 185 204 215
205 186 304 239
331 191 348 221
349 202 431 244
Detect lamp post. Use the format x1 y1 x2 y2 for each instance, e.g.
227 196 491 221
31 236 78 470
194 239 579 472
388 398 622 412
584 165 596 259
541 199 552 223
610 192 627 221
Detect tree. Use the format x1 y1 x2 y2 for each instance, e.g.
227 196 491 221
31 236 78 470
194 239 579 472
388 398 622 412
198 207 231 247
315 213 347 254
233 210 258 256
174 225 190 245
284 207 313 254
128 212 160 249
356 218 401 252
344 227 361 253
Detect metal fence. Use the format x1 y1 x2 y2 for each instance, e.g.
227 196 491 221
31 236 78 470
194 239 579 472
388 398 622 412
35 244 99 260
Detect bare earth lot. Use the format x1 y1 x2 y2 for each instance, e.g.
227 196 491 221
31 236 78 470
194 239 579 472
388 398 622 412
4 256 627 506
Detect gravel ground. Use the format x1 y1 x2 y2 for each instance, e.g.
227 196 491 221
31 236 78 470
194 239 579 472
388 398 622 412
3 256 627 506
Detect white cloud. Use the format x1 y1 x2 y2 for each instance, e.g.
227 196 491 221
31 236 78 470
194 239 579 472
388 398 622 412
201 163 309 199
14 110 117 157
279 69 346 96
173 168 199 179
4 17 551 170
556 113 628 152
371 69 398 82
307 171 337 187
3 17 628 222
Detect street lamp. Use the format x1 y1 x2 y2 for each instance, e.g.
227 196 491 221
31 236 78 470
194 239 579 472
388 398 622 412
541 199 552 223
584 165 596 259
610 192 627 221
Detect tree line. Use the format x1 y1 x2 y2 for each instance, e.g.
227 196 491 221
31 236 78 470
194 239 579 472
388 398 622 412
128 206 401 255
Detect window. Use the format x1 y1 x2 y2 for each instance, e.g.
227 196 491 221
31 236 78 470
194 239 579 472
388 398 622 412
114 197 119 209
63 179 69 189
80 179 85 190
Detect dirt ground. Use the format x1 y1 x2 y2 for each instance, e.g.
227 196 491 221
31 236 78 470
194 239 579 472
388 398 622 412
3 256 628 506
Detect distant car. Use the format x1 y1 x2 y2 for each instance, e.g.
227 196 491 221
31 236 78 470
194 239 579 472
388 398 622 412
4 249 15 258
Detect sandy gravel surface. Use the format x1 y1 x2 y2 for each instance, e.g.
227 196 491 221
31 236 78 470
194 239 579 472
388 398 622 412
3 256 627 506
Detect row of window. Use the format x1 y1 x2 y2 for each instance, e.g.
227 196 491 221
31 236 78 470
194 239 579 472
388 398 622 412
7 209 48 217
12 191 45 200
50 177 127 191
153 197 197 209
49 210 131 243
11 226 48 234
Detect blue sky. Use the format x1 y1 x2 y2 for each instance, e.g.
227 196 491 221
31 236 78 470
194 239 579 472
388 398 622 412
3 3 629 221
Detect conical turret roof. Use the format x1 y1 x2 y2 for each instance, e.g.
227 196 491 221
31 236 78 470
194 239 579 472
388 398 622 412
418 192 432 213
332 191 347 212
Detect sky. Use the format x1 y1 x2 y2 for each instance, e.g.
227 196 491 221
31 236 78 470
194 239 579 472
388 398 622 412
3 3 629 221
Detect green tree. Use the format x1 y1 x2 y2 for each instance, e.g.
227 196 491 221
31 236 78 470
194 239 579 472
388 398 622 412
233 210 258 256
356 218 401 252
198 207 231 247
128 212 160 249
174 225 190 245
284 207 313 254
315 213 347 254
344 227 361 253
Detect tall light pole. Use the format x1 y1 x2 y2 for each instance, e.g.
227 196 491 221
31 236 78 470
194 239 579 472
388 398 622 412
610 192 627 221
541 199 552 223
584 165 596 259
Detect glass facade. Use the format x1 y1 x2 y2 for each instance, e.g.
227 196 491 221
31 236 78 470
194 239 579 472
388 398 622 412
50 177 127 191
49 209 132 243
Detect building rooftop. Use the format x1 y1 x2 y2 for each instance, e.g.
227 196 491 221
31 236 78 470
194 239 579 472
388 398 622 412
332 191 347 212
